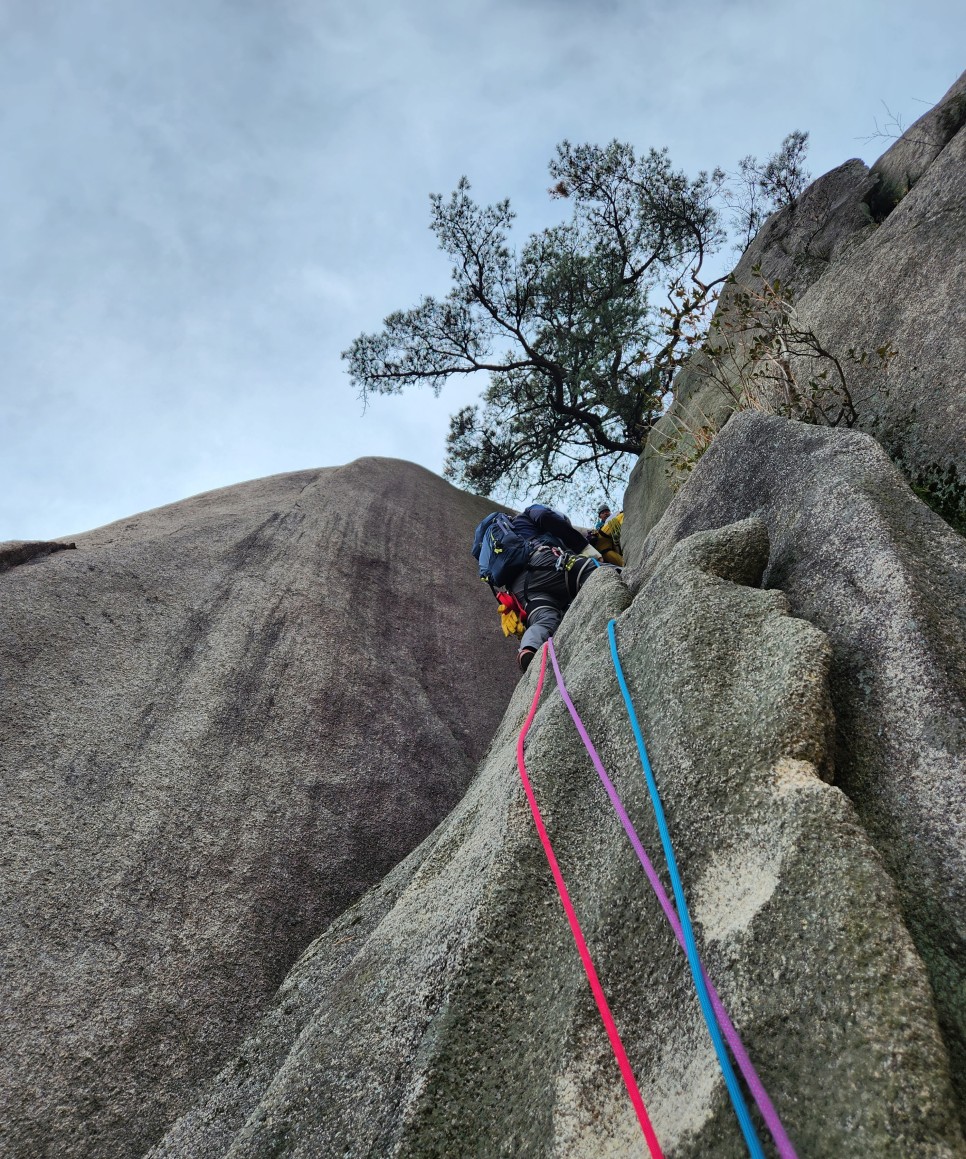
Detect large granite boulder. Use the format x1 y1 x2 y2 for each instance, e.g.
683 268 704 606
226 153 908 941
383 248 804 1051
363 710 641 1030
625 410 966 1128
625 153 878 540
151 506 963 1156
789 71 966 526
0 458 518 1158
626 68 966 546
867 69 966 220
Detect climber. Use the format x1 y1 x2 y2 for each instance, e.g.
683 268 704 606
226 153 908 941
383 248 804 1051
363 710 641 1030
473 503 605 673
591 510 625 566
593 503 611 531
509 542 604 672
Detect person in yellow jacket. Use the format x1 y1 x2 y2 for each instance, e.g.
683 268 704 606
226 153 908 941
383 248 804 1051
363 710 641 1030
592 510 624 565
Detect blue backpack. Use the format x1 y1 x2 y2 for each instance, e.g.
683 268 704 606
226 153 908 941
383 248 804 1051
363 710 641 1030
472 512 531 587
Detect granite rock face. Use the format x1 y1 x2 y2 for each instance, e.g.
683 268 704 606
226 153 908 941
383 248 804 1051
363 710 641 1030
791 71 966 526
0 458 518 1159
625 68 966 547
152 518 964 1158
626 410 966 1128
623 154 880 544
868 69 966 220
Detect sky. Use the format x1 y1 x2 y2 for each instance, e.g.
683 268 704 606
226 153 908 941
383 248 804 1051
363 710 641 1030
1 0 963 539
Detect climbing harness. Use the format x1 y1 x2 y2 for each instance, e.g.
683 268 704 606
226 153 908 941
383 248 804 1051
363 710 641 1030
492 546 601 639
552 547 600 573
606 619 767 1159
516 645 665 1159
547 638 796 1159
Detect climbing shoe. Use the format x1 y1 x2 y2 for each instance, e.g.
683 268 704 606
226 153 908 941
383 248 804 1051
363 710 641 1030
517 647 536 673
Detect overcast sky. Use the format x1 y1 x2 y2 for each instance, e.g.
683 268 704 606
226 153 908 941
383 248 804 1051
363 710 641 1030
1 0 963 539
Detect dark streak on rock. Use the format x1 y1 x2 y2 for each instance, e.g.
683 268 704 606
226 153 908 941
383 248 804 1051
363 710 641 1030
0 540 76 574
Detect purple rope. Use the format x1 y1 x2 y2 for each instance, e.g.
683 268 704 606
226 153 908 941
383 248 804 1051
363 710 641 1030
547 639 797 1159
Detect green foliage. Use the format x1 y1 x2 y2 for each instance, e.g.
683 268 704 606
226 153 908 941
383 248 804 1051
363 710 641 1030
729 131 811 249
343 141 728 500
657 265 898 485
656 403 722 491
908 462 966 536
343 135 814 502
701 266 896 427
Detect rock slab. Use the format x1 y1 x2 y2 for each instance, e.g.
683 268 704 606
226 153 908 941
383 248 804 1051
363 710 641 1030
152 512 964 1157
626 68 966 545
0 458 518 1158
626 410 966 1129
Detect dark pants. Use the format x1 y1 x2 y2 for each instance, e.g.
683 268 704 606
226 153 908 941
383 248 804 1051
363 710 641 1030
509 547 602 652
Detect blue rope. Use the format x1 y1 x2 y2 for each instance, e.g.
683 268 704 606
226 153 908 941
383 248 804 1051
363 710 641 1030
607 618 765 1159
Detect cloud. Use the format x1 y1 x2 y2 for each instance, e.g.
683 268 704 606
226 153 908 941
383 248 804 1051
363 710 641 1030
0 0 963 536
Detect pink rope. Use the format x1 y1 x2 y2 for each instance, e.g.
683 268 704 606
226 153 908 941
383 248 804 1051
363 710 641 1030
547 638 797 1159
517 644 664 1158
